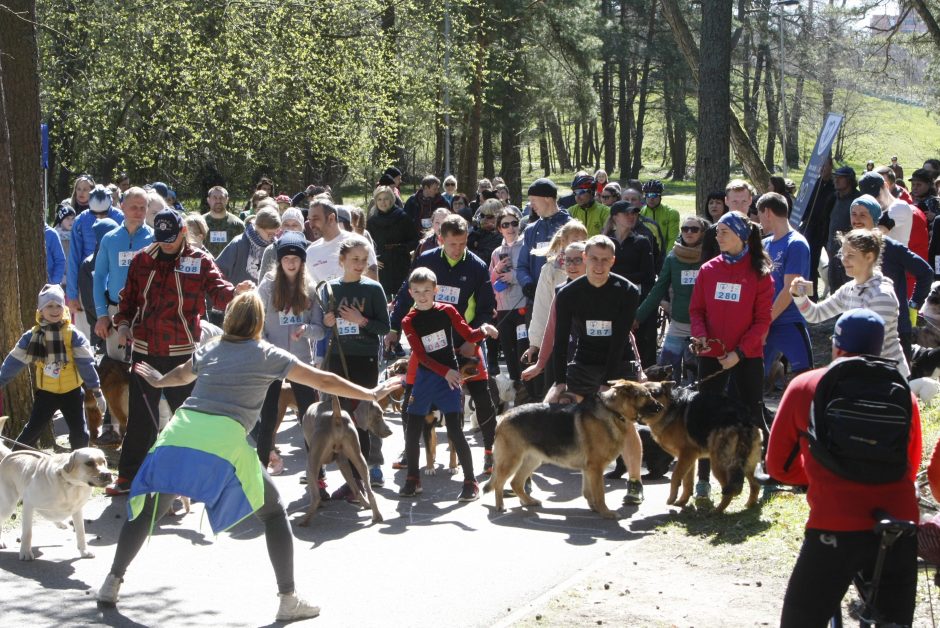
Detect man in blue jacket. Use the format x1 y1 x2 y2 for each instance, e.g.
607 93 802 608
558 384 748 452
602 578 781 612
516 178 571 301
386 214 501 473
67 184 124 317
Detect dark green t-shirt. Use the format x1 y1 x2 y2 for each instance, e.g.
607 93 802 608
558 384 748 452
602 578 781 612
203 212 245 258
321 277 391 356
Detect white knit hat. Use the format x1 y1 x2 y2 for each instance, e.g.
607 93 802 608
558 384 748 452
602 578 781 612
37 284 65 309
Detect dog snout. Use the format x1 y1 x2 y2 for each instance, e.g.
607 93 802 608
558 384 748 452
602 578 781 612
95 469 113 486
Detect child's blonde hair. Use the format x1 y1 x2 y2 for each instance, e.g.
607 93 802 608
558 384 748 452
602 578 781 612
533 219 588 260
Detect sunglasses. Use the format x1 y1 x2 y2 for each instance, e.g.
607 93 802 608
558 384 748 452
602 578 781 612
445 182 456 188
601 194 614 199
573 189 592 196
563 257 584 265
681 226 702 234
500 220 520 229
645 193 660 199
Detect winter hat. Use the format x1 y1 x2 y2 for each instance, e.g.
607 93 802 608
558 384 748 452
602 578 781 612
280 207 304 228
383 166 402 179
527 178 558 199
378 173 396 186
89 185 113 214
37 283 66 310
153 208 183 243
858 171 886 197
833 166 856 178
54 203 76 226
833 308 885 356
151 182 170 199
275 194 292 205
276 231 308 262
851 194 881 222
93 218 120 244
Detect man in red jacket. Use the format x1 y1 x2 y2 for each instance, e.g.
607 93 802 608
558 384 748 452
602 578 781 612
767 308 920 627
106 209 254 495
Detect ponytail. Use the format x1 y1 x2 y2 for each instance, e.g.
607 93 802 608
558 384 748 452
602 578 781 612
748 223 773 276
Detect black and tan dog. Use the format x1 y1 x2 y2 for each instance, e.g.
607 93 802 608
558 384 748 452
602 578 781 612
483 380 663 519
639 381 761 513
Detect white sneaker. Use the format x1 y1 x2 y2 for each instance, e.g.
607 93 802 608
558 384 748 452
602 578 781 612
96 573 123 606
276 591 320 622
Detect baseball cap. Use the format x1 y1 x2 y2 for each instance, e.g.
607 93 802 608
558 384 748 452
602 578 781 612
610 200 638 216
832 166 856 178
152 208 183 243
857 171 885 197
151 182 170 199
335 206 352 227
833 308 885 355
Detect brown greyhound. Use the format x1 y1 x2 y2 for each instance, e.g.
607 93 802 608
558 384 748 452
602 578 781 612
299 396 392 526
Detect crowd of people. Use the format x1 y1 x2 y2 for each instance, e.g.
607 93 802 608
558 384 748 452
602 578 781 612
5 154 940 623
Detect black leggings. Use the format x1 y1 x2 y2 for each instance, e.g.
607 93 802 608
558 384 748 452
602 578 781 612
326 353 379 478
781 529 917 627
465 378 496 451
496 309 529 381
406 411 473 481
15 387 88 450
109 470 296 594
696 355 765 482
255 379 318 465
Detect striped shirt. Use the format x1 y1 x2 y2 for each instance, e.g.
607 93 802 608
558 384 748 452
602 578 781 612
793 271 908 377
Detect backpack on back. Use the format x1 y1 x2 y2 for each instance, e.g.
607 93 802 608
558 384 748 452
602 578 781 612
808 355 912 484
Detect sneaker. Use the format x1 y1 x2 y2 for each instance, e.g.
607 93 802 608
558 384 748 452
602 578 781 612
276 591 320 622
761 482 783 501
318 479 330 501
95 428 122 448
369 465 384 488
392 342 407 358
483 452 494 476
458 480 480 502
398 476 422 497
331 481 363 504
623 479 644 505
694 481 711 499
267 451 284 476
96 573 123 606
105 478 131 496
391 451 408 470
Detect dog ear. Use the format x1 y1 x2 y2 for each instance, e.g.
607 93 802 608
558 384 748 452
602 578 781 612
662 381 676 395
62 452 77 474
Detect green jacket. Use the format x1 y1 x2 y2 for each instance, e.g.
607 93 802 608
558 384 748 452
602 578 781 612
568 201 610 237
636 244 702 325
640 203 680 255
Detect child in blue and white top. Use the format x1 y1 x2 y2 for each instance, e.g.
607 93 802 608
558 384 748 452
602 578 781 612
0 284 105 450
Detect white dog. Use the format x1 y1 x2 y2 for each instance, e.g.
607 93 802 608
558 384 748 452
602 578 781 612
464 374 516 429
0 417 112 560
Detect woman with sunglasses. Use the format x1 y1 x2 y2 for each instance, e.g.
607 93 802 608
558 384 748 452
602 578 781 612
635 215 709 382
604 201 656 366
490 206 527 383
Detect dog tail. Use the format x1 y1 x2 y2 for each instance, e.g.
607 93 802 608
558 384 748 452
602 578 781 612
482 479 494 494
718 425 762 496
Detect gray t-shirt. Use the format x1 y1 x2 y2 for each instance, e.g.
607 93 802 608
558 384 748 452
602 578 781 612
180 338 296 430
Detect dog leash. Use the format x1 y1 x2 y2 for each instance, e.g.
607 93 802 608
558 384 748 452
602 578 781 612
0 434 51 455
317 280 352 383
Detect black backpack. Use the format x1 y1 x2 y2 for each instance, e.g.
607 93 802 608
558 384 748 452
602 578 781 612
807 355 912 484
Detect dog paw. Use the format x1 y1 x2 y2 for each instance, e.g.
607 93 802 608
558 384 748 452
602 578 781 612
674 498 690 507
521 499 542 508
372 514 384 524
298 516 312 528
80 549 95 559
448 466 459 475
54 521 68 530
19 548 35 561
423 466 437 476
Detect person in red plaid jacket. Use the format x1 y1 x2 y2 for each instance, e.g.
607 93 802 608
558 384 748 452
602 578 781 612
106 209 254 495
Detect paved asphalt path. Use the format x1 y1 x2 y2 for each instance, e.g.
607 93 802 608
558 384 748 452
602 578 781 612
0 402 681 627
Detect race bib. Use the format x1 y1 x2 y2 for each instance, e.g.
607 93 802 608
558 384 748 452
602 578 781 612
586 320 612 337
516 323 528 340
278 311 303 326
421 329 448 352
178 256 201 274
421 218 432 229
336 318 360 335
118 250 136 267
715 282 742 302
935 257 940 275
209 231 228 244
435 285 460 304
43 362 62 378
680 270 699 286
536 241 550 250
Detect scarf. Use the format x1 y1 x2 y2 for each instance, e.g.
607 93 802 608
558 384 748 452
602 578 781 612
244 222 268 282
722 244 749 264
672 241 702 264
25 319 69 365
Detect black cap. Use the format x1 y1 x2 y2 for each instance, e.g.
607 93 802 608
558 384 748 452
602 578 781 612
610 200 638 215
383 166 402 179
152 208 183 243
858 171 885 197
833 166 856 178
527 178 558 199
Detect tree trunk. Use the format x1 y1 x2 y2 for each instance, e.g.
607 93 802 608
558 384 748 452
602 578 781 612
763 49 779 172
458 5 485 193
547 112 572 172
0 0 45 436
601 62 616 173
696 0 732 214
618 61 633 183
631 1 656 179
786 73 803 169
660 0 770 193
481 109 495 179
538 115 551 176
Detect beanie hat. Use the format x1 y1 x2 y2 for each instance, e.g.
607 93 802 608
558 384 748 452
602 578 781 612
280 207 304 227
378 173 396 186
527 178 558 199
151 182 170 199
383 166 402 179
857 171 885 197
37 283 66 310
153 208 183 243
276 231 307 262
54 203 76 226
851 194 881 222
93 218 120 244
833 308 885 356
275 194 292 204
89 185 112 214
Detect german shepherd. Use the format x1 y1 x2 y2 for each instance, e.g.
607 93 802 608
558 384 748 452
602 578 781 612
639 381 761 513
483 380 663 519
